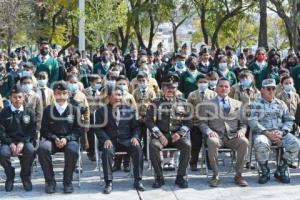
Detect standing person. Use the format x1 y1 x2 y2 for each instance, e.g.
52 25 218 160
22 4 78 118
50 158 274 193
199 78 249 187
20 76 42 140
146 73 192 188
36 71 55 110
179 56 202 98
38 81 82 194
30 41 59 85
0 85 36 191
133 72 156 159
249 79 300 184
198 47 211 74
95 86 145 194
84 74 103 161
248 48 268 89
187 74 216 171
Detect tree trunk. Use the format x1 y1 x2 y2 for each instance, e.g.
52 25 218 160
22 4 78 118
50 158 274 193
258 0 268 48
147 9 155 52
172 25 178 52
6 27 13 54
200 3 209 44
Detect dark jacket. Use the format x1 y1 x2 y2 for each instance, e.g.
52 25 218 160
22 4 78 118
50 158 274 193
0 106 36 145
40 104 82 142
95 103 140 148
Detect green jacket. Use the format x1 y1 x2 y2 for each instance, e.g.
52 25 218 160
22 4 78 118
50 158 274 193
30 56 59 85
93 62 110 76
0 73 15 99
291 64 300 95
179 70 202 98
248 61 267 89
223 70 237 86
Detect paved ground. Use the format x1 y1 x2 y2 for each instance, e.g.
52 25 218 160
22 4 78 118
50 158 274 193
1 152 300 200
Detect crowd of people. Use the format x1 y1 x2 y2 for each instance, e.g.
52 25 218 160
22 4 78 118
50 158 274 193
0 40 300 194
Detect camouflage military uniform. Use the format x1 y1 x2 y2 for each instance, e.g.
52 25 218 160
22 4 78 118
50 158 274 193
249 97 300 164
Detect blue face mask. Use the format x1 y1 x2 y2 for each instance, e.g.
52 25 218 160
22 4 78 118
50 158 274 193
21 84 33 93
283 84 293 93
209 80 218 88
118 84 128 93
198 83 208 92
107 80 116 88
68 83 79 92
219 63 227 71
272 67 279 74
240 79 252 89
176 60 185 69
38 79 48 87
94 83 102 90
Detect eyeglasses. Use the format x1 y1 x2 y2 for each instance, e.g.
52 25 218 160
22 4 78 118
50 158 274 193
265 87 276 91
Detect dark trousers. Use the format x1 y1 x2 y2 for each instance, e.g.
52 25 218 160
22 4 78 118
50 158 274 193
87 127 95 156
102 143 143 182
190 126 203 166
37 140 79 184
139 122 147 158
0 143 36 180
150 137 191 177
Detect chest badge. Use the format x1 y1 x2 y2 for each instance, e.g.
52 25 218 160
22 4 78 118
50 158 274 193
23 115 30 124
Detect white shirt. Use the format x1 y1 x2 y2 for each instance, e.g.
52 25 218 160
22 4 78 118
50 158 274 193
54 102 68 115
10 104 24 112
216 96 230 111
39 54 50 63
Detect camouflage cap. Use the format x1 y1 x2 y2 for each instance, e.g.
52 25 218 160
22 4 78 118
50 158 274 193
262 79 276 87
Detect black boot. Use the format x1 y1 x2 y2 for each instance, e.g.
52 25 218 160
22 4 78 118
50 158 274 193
175 175 188 188
258 161 270 184
152 176 165 188
5 169 15 192
274 159 290 183
134 179 146 191
103 181 113 194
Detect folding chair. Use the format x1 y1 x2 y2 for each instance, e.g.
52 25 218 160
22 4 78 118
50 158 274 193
146 129 190 177
201 136 236 179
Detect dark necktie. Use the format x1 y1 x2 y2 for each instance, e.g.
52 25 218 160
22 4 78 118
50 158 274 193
221 98 230 113
200 92 205 100
41 88 47 108
92 90 96 97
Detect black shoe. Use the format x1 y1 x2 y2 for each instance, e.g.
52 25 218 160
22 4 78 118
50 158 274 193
87 153 96 162
63 183 74 193
45 181 56 194
5 178 14 192
22 179 32 191
123 166 130 172
103 181 112 194
274 162 290 184
152 176 165 188
190 164 198 171
258 162 270 184
134 180 146 191
175 175 188 188
168 163 175 171
112 165 121 172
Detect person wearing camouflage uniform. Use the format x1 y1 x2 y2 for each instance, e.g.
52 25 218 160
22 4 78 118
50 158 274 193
249 78 300 184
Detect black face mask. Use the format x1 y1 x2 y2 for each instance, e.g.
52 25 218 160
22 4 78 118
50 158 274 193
287 61 297 67
269 58 280 66
40 48 49 56
189 63 197 70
